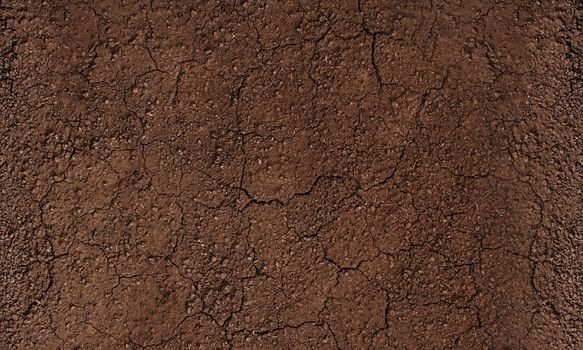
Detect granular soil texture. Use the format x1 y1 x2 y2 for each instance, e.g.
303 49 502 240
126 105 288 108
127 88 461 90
1 1 582 349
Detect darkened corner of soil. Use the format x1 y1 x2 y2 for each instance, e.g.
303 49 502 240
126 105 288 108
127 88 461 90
1 1 581 349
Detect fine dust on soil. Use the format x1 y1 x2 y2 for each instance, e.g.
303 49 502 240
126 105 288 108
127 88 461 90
1 1 582 349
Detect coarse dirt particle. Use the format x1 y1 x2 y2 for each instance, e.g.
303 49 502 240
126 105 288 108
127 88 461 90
1 1 582 349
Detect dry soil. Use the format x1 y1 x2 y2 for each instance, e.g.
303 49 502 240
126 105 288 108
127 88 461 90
1 1 582 349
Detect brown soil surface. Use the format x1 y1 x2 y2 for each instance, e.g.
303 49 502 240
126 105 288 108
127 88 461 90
1 1 582 349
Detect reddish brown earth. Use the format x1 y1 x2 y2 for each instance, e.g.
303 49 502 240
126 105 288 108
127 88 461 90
1 1 582 349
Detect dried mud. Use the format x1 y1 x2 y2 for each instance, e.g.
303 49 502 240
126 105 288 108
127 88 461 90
1 1 582 349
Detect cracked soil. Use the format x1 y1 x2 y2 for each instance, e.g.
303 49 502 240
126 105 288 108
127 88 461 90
1 1 582 349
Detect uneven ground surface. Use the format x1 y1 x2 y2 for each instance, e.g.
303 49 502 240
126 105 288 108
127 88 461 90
1 1 582 349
